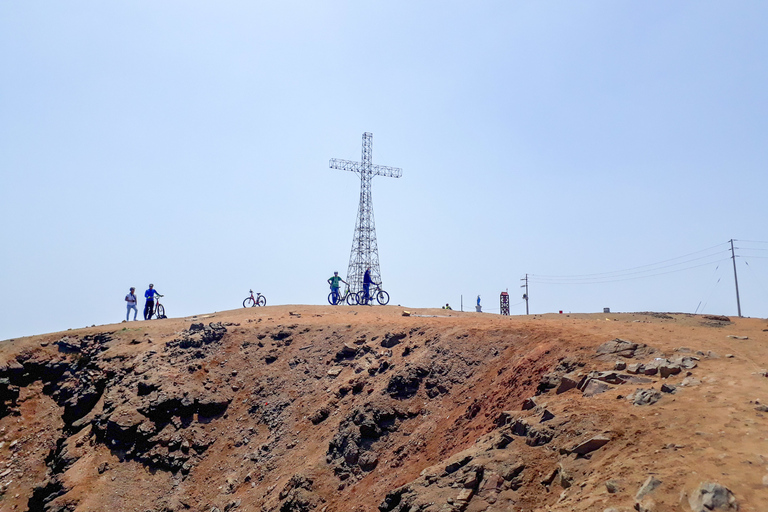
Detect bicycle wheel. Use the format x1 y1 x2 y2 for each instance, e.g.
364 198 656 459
243 297 255 308
328 292 337 305
256 295 266 307
356 291 369 305
346 292 358 305
376 290 390 306
156 304 165 318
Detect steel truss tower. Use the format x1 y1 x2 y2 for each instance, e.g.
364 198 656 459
330 132 402 295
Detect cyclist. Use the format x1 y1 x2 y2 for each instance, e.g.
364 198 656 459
327 271 348 305
143 283 163 320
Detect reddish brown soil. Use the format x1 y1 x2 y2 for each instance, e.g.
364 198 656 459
1 306 767 512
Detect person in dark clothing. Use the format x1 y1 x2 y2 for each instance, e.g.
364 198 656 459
144 284 163 320
362 268 379 305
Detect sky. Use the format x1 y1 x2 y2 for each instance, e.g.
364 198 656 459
2 1 768 340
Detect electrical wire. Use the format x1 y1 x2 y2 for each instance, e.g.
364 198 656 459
530 241 730 279
530 258 732 285
743 259 768 303
695 264 724 314
531 251 730 283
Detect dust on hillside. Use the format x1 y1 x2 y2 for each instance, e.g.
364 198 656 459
1 306 767 512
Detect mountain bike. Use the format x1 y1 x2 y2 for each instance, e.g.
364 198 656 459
152 296 166 319
243 289 267 307
328 286 357 305
356 284 390 306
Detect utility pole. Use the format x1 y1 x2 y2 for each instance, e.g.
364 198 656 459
520 274 529 315
730 239 742 318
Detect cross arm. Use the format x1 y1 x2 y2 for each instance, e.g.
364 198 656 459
329 159 402 178
370 164 402 178
329 158 361 172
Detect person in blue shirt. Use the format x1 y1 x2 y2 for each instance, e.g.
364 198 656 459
143 283 163 320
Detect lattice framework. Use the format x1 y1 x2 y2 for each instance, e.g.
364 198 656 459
329 133 402 294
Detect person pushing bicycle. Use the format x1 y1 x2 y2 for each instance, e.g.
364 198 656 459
327 271 348 305
144 283 163 320
361 267 380 305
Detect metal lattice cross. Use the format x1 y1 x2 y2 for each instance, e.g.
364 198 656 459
330 132 402 295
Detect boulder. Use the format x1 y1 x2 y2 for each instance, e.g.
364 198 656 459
628 389 662 406
555 374 580 394
570 434 611 455
582 380 614 397
688 482 738 511
596 339 638 358
381 332 407 348
659 363 682 379
635 476 662 501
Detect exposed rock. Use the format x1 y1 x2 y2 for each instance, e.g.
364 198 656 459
596 339 638 358
614 361 627 371
386 365 428 399
582 380 614 397
380 332 407 348
680 377 702 387
688 482 739 511
635 476 662 500
555 374 581 394
660 383 677 394
570 434 610 455
521 397 537 410
628 389 662 406
335 344 358 361
659 363 682 379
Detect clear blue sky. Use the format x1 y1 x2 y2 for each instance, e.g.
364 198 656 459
2 1 767 340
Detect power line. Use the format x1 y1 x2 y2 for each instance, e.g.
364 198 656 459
531 242 730 279
530 258 731 285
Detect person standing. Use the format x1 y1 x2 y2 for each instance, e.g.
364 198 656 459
362 267 378 305
125 287 138 321
327 271 348 304
144 284 162 320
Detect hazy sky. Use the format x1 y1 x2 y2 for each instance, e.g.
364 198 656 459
2 1 767 340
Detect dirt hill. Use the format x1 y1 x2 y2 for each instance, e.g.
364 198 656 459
1 306 767 512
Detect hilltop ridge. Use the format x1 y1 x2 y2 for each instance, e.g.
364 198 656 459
1 306 767 512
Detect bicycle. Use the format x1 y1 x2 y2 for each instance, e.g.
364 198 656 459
328 286 358 306
356 284 390 306
243 289 267 308
152 296 167 319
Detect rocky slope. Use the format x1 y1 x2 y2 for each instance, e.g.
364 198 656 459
0 306 767 512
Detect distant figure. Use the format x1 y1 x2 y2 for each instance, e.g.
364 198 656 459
362 267 378 305
144 284 163 320
125 287 138 321
476 295 482 313
443 303 452 310
477 295 481 307
327 271 348 304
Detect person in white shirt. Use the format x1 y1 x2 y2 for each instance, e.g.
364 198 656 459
125 287 138 321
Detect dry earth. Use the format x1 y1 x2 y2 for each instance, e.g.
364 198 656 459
1 305 768 512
